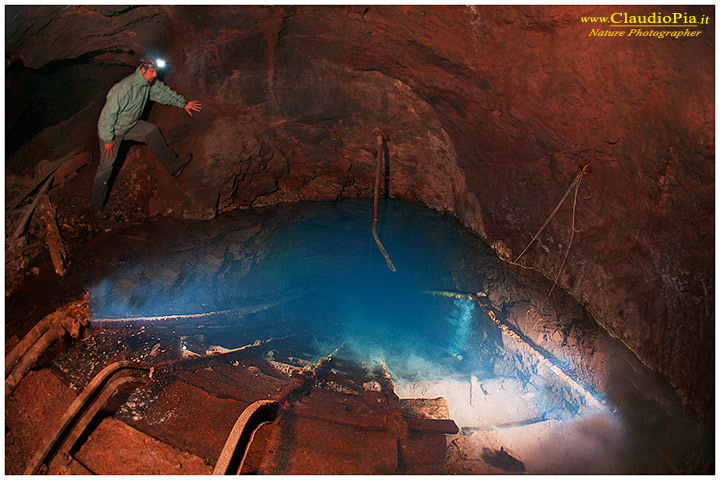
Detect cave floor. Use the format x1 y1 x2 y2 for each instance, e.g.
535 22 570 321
0 325 627 475
5 322 712 475
5 329 486 475
5 199 714 474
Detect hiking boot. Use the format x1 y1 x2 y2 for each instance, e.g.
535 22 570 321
173 154 193 177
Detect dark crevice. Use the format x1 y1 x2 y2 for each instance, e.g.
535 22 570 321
36 49 134 75
93 5 140 17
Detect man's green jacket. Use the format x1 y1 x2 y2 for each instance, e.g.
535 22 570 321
97 66 187 144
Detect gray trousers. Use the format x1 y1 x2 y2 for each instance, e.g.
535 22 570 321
90 120 181 211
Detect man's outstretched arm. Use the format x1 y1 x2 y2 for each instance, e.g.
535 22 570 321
150 80 202 116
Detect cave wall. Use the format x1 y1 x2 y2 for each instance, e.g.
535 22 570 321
5 5 714 419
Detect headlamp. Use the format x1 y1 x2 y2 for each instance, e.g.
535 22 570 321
140 56 168 71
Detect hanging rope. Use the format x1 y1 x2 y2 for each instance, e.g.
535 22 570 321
547 169 584 297
372 135 396 272
512 164 591 296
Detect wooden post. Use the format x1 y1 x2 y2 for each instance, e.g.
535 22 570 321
38 194 67 276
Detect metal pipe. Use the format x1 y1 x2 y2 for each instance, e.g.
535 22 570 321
373 135 383 221
372 135 396 272
5 312 59 375
6 323 63 399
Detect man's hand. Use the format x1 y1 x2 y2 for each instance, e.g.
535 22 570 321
184 101 202 117
102 142 116 159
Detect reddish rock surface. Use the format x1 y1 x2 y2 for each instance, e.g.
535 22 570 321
73 417 212 475
5 369 77 475
5 5 714 420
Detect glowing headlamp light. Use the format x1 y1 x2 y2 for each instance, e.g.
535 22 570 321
155 58 167 69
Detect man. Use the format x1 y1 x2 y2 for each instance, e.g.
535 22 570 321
90 57 202 212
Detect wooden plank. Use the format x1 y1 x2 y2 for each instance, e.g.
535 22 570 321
12 175 52 239
7 148 81 212
38 194 67 276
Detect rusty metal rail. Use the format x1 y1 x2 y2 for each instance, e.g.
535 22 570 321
213 400 279 475
24 361 151 475
213 342 347 475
